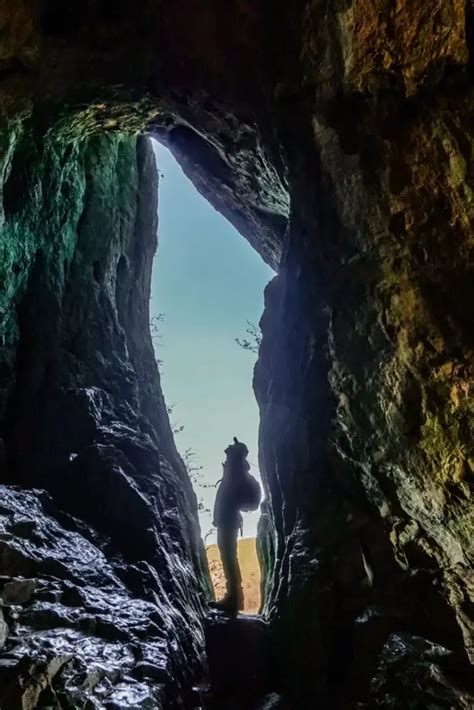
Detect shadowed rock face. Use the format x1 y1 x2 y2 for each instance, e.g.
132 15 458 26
0 1 473 708
204 611 271 705
0 126 210 706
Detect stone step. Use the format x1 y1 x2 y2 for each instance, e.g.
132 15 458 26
202 610 276 708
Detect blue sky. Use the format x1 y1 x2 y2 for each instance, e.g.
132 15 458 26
150 141 274 543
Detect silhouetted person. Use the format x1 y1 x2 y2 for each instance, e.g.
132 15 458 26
212 437 261 613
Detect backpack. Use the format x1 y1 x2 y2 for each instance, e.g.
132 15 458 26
237 472 262 512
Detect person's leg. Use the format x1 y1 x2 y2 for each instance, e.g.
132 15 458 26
217 525 243 609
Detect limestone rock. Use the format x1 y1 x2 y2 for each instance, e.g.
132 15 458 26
0 608 8 649
368 633 474 708
1 578 37 605
0 485 202 708
0 125 210 707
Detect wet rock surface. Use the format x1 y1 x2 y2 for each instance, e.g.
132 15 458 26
367 633 474 708
0 486 201 708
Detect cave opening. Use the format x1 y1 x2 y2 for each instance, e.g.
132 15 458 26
0 1 472 706
150 140 274 614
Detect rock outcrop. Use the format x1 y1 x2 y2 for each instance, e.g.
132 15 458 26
0 486 202 708
203 611 272 708
0 1 473 708
255 4 474 705
1 122 210 705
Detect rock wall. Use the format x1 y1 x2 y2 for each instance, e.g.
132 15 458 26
255 2 474 706
0 1 472 708
0 118 210 706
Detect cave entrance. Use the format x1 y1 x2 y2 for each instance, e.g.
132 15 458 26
150 140 273 614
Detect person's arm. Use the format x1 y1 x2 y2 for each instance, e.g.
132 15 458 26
212 480 224 527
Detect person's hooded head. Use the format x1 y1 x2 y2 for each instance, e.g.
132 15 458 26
225 437 249 461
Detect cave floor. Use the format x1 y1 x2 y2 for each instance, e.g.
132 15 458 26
197 610 284 709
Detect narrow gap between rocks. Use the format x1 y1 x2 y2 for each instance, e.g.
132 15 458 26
150 140 274 616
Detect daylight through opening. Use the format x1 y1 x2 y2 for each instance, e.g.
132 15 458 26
150 141 274 614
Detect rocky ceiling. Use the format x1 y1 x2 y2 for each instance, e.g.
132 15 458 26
0 1 473 708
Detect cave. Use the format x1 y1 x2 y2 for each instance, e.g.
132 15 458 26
0 2 473 709
150 140 269 616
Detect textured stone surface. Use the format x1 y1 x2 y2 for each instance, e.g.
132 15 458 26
302 0 470 96
0 486 202 708
0 1 473 708
255 2 474 706
368 632 474 708
0 121 210 706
